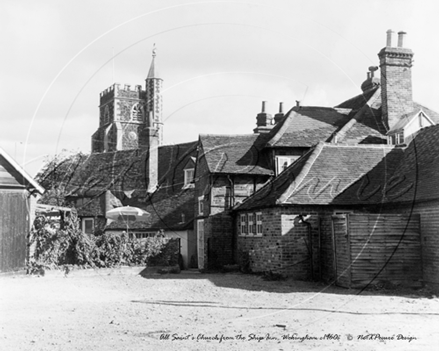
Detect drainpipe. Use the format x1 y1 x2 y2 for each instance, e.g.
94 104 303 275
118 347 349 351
227 175 236 263
300 214 314 280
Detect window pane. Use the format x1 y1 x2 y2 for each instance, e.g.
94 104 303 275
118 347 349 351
84 219 94 234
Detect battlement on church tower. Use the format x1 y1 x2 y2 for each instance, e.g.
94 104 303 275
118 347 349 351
100 83 145 104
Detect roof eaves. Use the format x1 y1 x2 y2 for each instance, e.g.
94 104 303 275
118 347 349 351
0 146 45 194
387 109 436 134
277 141 326 204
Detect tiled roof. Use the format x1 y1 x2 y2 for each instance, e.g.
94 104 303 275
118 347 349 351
335 86 380 110
264 107 352 147
388 125 438 203
199 134 273 175
331 88 387 144
49 141 198 230
236 143 400 210
237 125 439 211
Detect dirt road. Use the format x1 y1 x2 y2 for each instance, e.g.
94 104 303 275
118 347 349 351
0 268 438 350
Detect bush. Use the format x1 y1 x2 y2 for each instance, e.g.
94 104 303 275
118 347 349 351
28 213 179 272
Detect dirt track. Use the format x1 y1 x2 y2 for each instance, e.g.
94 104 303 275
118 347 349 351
0 268 438 351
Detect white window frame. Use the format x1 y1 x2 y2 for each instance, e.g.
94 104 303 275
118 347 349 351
256 212 263 235
247 213 255 235
82 218 94 235
240 214 247 235
183 168 195 189
198 196 204 216
396 131 404 145
275 156 298 175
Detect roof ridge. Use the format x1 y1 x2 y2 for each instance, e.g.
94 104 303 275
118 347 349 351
199 133 255 138
330 88 382 143
277 141 326 204
335 86 379 107
322 142 394 149
265 110 296 147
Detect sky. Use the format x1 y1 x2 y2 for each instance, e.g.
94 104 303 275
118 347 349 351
1 0 438 176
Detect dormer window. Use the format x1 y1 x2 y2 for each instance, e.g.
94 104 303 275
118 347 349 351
389 130 405 145
183 168 195 188
275 156 299 175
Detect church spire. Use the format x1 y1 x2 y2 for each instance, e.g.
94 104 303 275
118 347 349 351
147 44 158 79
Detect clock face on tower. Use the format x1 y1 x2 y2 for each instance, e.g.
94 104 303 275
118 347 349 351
128 131 138 141
122 128 138 150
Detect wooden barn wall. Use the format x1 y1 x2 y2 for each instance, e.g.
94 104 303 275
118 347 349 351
381 201 439 286
335 213 422 288
0 190 29 272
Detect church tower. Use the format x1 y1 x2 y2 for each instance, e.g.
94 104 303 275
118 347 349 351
91 47 163 153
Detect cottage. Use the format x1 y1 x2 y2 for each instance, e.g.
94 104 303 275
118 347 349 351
193 30 438 271
0 147 44 272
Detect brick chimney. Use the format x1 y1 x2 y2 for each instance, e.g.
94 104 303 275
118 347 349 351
378 29 414 130
253 101 273 133
274 102 285 124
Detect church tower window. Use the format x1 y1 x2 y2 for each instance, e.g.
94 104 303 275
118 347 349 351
104 105 110 124
131 103 143 122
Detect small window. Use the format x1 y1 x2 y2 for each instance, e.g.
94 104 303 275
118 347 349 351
183 169 195 188
131 103 143 122
82 218 94 235
104 105 110 124
240 214 247 235
134 232 156 239
275 156 299 175
256 212 263 235
247 213 255 235
198 196 204 216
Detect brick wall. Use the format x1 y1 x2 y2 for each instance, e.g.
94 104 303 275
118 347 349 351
237 207 323 279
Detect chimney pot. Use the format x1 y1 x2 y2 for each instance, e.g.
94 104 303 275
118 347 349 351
279 102 284 113
397 31 407 47
261 101 267 113
296 100 300 107
386 29 394 47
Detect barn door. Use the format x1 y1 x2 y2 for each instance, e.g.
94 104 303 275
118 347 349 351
197 220 204 270
332 214 351 288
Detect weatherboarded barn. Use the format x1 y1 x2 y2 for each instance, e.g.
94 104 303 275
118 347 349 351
235 126 437 288
330 213 422 288
0 148 44 273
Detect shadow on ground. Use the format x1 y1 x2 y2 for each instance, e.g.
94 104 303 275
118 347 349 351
138 267 438 300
